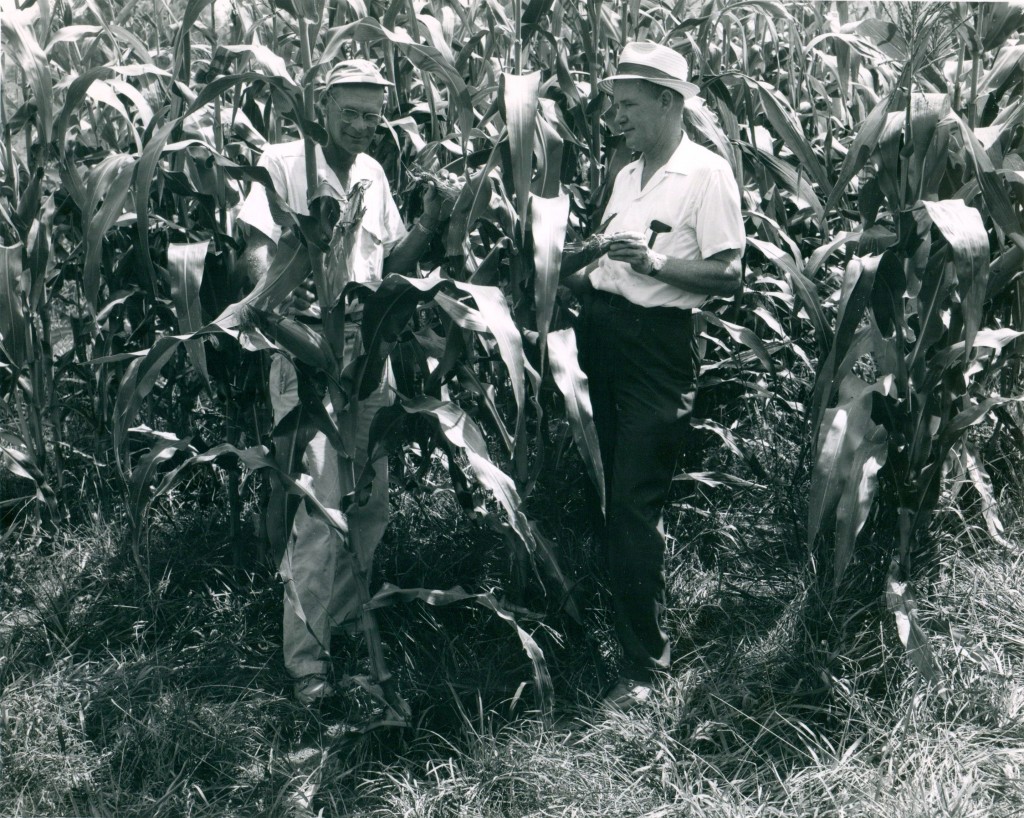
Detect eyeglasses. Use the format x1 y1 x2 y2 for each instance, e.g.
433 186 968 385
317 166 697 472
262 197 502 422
326 100 384 127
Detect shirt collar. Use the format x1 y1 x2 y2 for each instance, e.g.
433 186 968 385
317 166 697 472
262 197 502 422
626 135 695 180
314 147 376 192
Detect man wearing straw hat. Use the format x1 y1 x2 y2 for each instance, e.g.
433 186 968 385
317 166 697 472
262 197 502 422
237 59 450 705
564 41 746 711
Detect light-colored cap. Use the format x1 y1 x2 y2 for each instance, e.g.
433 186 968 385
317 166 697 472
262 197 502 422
598 41 699 99
323 59 393 89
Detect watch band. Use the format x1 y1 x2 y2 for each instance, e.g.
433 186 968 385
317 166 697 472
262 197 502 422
648 251 667 277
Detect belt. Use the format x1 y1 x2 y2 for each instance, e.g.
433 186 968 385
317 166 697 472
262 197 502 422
591 288 692 320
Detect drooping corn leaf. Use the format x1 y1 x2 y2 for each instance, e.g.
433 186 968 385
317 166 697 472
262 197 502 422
747 236 830 356
809 253 879 440
958 440 1006 546
451 281 530 447
111 336 184 474
744 77 830 193
167 241 211 386
0 434 58 519
1 10 53 145
547 329 604 514
127 433 194 536
453 362 515 455
141 443 350 559
824 91 897 217
808 389 873 550
700 312 776 374
366 583 553 718
82 154 136 310
401 396 535 552
213 233 313 328
953 113 1024 247
134 120 181 298
356 273 449 399
921 200 988 360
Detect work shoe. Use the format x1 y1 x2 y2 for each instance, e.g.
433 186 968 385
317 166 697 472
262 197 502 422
602 677 654 712
293 674 336 705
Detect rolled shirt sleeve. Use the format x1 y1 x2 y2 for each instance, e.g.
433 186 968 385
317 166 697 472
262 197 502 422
591 137 745 310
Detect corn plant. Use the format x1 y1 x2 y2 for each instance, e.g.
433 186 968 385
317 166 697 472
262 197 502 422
804 1 1024 682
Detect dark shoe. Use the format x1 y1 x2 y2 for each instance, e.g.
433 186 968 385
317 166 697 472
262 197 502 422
602 677 654 712
293 674 336 705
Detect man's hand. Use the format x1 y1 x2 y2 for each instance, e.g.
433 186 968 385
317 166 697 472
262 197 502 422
284 274 317 314
420 171 465 231
606 232 659 275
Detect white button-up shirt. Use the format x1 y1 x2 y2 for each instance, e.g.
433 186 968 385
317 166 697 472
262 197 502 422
590 136 745 309
237 140 407 288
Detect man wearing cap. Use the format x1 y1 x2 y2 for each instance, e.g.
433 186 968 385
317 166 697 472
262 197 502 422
563 42 745 710
236 59 448 704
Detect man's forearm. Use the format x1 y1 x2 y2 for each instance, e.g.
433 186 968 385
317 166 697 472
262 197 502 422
649 251 742 296
383 218 437 275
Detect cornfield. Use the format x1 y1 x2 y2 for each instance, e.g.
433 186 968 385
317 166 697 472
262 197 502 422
2 0 1023 732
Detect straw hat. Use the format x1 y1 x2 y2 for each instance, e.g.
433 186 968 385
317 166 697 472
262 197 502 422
598 41 699 99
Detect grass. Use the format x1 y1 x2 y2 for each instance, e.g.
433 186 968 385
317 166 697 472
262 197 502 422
3 424 1024 817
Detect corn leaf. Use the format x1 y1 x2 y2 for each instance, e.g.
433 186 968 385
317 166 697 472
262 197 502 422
82 154 136 310
825 91 897 217
366 583 553 718
833 422 887 589
952 112 1024 246
810 254 878 440
127 434 194 536
921 200 988 359
112 336 184 474
401 396 535 551
701 312 776 374
453 281 530 445
0 244 29 369
744 77 830 193
134 120 181 298
959 441 1006 545
747 236 830 356
1 10 53 144
547 329 604 514
502 71 542 241
529 193 570 361
885 563 944 690
214 233 312 328
167 241 211 387
0 435 58 518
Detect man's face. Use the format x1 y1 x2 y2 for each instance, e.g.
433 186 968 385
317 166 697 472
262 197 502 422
612 80 670 154
323 84 386 158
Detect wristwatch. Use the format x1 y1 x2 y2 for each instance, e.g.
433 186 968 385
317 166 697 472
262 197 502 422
647 251 667 277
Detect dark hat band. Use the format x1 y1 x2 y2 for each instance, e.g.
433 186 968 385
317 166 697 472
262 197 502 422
615 62 680 82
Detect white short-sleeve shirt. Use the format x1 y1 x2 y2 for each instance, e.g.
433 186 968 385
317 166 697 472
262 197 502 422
590 137 745 309
236 140 407 286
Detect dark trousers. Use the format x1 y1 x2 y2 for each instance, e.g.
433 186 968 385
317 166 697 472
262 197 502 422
579 289 698 681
